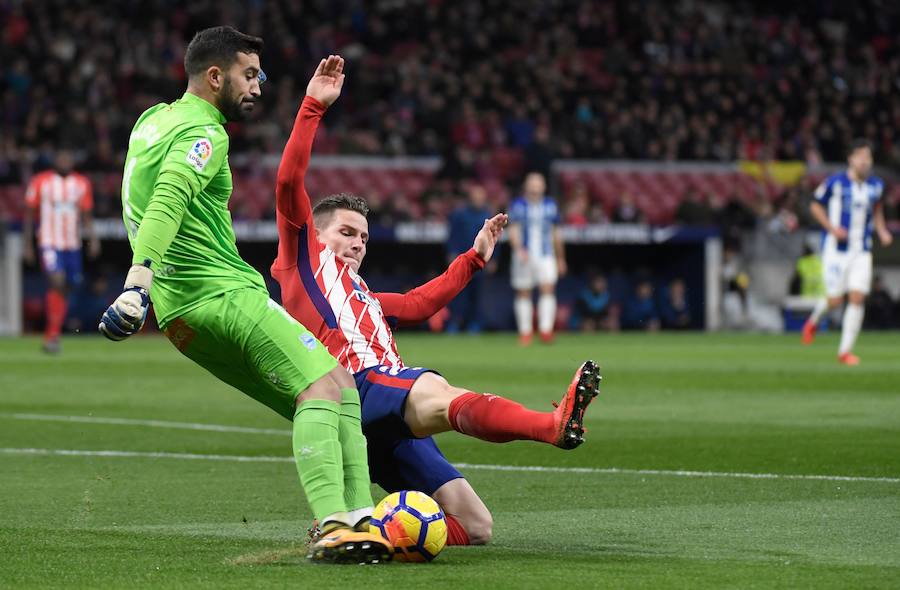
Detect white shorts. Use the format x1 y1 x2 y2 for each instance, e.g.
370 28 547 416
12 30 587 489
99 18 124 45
511 254 558 290
822 251 872 298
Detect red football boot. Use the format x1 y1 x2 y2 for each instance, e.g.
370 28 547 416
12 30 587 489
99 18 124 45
801 320 817 345
838 352 860 366
551 360 602 449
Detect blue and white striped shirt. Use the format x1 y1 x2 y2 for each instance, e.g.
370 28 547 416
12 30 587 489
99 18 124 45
508 196 560 257
814 171 883 254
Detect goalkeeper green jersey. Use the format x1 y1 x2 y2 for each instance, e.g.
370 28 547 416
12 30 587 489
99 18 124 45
121 92 267 327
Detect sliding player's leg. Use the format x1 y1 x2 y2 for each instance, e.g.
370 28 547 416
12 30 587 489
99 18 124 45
432 478 493 545
404 361 601 449
367 434 492 545
163 288 389 563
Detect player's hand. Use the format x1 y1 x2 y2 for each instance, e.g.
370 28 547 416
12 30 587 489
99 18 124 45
831 226 848 241
515 248 529 262
99 262 153 341
99 288 150 341
879 228 893 247
306 55 345 108
557 256 568 277
473 213 508 263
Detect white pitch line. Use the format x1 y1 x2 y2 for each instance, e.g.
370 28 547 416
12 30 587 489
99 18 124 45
0 448 292 463
1 447 897 484
453 463 900 484
0 412 291 436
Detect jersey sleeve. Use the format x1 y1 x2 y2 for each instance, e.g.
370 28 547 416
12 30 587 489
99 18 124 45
273 96 327 270
549 199 561 224
873 178 885 202
375 249 485 324
131 126 229 267
814 176 835 206
159 127 228 196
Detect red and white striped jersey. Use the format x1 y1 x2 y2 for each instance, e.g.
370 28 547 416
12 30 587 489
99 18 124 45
279 230 403 372
25 171 93 250
271 97 483 374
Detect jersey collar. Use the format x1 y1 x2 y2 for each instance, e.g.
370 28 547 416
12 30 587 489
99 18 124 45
180 92 227 125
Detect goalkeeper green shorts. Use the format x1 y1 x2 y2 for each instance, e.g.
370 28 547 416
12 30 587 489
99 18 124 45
162 288 338 420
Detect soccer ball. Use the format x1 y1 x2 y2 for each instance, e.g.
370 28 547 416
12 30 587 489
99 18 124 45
370 490 448 562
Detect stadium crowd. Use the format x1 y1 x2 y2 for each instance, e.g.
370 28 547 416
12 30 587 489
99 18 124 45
3 0 900 181
5 1 899 336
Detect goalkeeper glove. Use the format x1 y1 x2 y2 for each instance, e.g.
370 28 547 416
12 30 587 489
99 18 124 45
99 259 153 341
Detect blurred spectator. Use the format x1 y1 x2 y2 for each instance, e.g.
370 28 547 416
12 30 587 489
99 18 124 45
4 0 899 177
789 244 825 298
446 183 493 333
573 274 620 332
3 1 899 228
67 273 110 334
717 192 757 247
364 190 411 227
0 139 23 186
563 182 591 226
721 244 750 328
675 189 714 226
864 276 895 329
624 279 660 331
523 124 555 181
588 200 610 224
660 278 693 330
612 192 646 224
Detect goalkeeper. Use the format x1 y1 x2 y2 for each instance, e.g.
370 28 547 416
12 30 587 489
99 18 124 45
99 27 390 565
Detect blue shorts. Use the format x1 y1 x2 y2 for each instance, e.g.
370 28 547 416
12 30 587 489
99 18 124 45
355 365 463 495
41 248 83 285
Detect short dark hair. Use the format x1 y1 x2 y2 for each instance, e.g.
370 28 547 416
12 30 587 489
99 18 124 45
313 193 369 227
184 26 263 79
847 138 873 157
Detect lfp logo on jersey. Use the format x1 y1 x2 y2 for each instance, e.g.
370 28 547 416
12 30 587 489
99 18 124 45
185 138 213 171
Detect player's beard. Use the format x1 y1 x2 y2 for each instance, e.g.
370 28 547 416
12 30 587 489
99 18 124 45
217 77 254 122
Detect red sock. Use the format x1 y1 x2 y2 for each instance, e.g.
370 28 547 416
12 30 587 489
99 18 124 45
444 514 470 546
448 392 555 444
45 289 67 342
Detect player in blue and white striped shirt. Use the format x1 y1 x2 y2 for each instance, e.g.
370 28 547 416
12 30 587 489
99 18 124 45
508 172 567 345
802 139 893 365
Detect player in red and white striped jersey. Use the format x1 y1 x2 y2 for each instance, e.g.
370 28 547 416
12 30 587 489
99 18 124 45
272 56 601 546
23 149 100 353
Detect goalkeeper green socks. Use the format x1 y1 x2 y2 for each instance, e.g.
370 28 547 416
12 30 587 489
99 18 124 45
339 388 374 513
292 399 346 522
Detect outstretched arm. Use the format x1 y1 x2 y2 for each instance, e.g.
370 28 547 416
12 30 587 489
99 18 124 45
275 55 345 228
376 214 507 323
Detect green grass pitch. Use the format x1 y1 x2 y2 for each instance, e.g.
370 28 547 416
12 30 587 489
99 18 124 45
1 332 898 589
